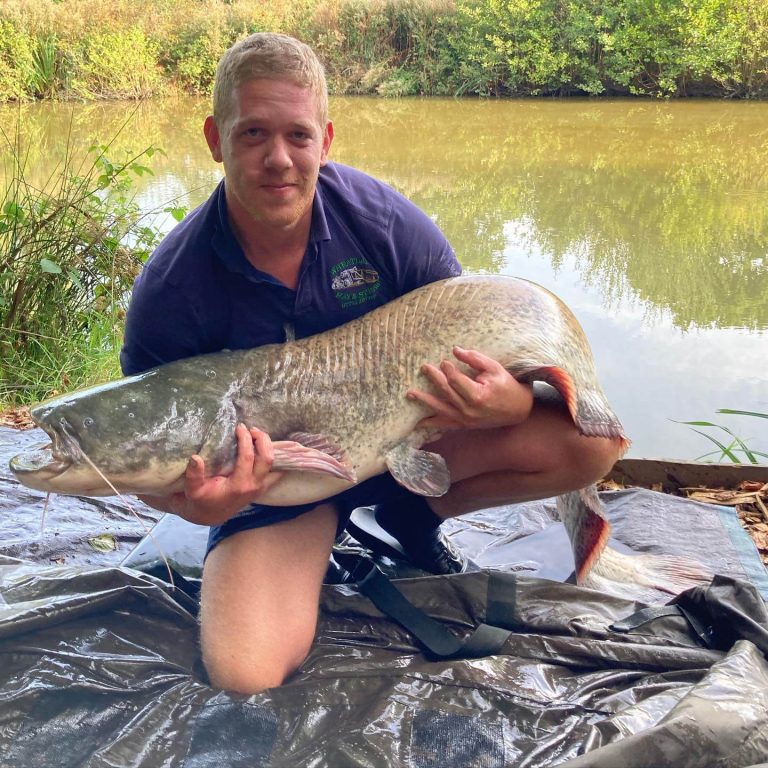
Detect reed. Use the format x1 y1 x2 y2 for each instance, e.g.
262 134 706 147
678 410 768 464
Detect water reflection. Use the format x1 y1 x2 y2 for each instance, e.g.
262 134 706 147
331 98 768 331
2 96 766 457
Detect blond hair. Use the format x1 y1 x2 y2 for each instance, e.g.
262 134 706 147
213 33 328 127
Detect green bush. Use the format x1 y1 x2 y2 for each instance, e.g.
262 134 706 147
603 0 689 95
0 124 177 404
1 0 767 101
448 0 768 97
168 25 233 94
29 34 60 98
0 20 35 101
70 27 163 99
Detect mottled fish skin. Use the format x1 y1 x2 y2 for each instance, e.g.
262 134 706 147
12 274 709 599
9 275 628 502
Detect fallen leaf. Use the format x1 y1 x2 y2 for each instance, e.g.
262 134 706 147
0 406 35 430
686 490 758 506
88 533 117 553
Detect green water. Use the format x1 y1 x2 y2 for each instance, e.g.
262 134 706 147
2 96 767 460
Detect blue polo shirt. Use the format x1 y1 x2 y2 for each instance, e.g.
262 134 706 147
121 161 461 375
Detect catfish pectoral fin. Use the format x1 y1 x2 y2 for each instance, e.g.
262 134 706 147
284 431 350 463
384 443 451 497
271 440 357 483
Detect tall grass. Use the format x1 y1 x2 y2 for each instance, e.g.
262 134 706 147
0 111 181 406
678 410 768 464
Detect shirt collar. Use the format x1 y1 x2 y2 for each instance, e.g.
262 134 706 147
311 170 332 243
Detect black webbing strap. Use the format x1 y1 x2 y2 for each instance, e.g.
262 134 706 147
610 604 715 648
333 551 512 660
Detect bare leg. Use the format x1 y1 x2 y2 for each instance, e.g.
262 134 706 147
427 397 623 518
199 502 338 694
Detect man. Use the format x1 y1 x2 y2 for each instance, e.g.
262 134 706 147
121 33 621 695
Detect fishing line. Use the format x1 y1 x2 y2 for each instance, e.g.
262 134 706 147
40 492 51 537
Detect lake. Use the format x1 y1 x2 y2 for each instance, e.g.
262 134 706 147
1 96 766 460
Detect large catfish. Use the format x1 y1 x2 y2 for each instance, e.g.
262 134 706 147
9 275 708 599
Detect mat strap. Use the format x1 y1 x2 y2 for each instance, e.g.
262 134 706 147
332 551 512 660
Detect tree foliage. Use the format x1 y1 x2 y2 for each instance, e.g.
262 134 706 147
0 0 766 100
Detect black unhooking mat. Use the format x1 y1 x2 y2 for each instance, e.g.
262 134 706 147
1 426 768 768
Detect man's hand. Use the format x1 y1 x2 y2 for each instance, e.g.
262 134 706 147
139 423 284 526
406 346 534 430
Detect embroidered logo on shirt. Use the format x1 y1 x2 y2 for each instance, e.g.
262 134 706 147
330 258 381 309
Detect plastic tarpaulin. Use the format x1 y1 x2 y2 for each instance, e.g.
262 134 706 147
1 426 768 768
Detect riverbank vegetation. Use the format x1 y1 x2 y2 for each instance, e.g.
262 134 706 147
681 410 768 464
0 123 176 404
1 0 767 101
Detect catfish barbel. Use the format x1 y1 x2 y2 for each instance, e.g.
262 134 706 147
9 275 709 598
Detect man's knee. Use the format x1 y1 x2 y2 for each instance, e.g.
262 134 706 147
566 433 624 487
198 510 337 695
202 637 311 694
199 579 321 694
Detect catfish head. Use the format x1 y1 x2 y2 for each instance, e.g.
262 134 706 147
9 359 242 497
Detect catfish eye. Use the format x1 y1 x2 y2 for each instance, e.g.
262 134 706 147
83 417 94 428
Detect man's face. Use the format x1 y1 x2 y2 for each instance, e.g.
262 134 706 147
204 78 333 232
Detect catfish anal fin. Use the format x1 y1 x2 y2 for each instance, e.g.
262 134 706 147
520 365 578 423
384 442 451 497
518 364 630 452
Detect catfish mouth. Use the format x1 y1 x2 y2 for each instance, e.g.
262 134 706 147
9 441 73 486
10 417 187 497
8 418 80 488
8 427 119 496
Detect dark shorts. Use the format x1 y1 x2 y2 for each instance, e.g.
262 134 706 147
206 472 408 556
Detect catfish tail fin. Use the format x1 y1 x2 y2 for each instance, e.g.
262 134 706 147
557 487 612 584
519 365 631 455
584 546 713 602
559 486 712 602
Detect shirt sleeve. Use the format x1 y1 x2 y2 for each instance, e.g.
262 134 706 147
387 191 462 294
120 267 204 375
